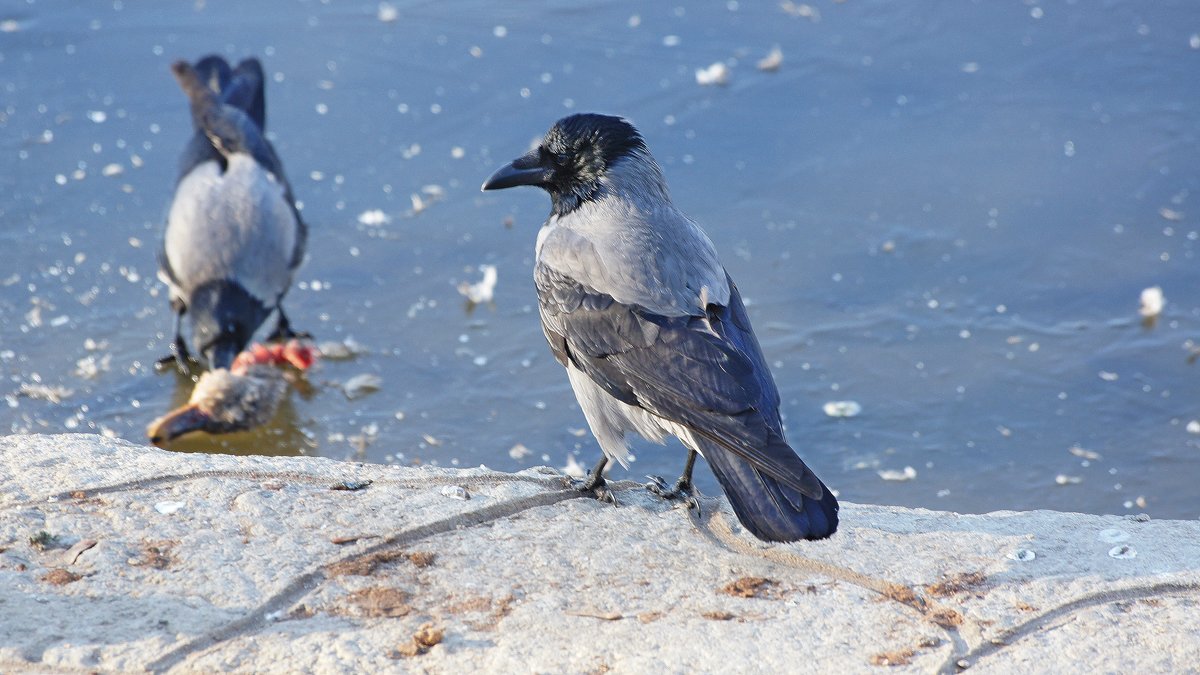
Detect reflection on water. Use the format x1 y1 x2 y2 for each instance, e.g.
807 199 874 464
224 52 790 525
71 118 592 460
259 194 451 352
2 0 1198 519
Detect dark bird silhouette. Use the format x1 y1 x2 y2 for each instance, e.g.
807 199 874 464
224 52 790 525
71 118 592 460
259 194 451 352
482 113 838 542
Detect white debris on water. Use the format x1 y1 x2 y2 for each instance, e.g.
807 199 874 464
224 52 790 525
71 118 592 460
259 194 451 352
562 455 587 479
342 374 382 400
757 46 783 72
1139 286 1164 318
1123 496 1148 510
780 1 819 21
878 466 916 482
823 400 861 418
357 209 390 226
457 265 497 304
695 62 730 86
101 163 124 177
1186 420 1200 434
1098 371 1118 381
318 338 365 360
1158 207 1183 222
377 1 398 22
74 353 112 379
1068 446 1102 461
409 184 445 216
1055 474 1082 485
349 424 379 454
508 443 532 460
17 383 74 404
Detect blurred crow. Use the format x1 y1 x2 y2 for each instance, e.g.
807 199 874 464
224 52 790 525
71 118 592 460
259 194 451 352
158 56 307 371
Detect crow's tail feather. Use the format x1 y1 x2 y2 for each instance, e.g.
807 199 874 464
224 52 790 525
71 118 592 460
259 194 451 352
701 438 839 542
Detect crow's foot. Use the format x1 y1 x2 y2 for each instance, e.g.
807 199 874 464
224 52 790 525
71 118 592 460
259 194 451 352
646 475 701 515
572 474 618 505
154 342 196 376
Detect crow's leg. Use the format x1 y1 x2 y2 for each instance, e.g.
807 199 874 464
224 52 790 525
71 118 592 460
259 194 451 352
266 306 311 342
156 306 193 374
574 456 617 504
646 449 701 514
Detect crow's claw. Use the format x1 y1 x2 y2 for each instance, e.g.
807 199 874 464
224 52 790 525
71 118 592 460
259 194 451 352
571 475 618 506
645 474 693 503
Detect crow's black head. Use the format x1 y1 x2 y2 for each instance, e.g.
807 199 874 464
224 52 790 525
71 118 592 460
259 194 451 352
188 279 268 369
482 113 649 215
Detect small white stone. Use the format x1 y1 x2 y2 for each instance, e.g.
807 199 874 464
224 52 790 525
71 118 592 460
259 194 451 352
1007 548 1036 562
154 500 185 515
441 485 470 500
1108 544 1137 559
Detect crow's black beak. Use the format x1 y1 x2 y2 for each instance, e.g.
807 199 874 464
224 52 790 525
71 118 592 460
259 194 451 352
481 149 548 191
202 336 242 371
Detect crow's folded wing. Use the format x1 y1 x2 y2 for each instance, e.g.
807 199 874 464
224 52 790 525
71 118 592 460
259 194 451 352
536 263 823 499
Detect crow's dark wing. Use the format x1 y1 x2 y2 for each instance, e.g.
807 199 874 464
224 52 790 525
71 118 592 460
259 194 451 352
536 263 823 499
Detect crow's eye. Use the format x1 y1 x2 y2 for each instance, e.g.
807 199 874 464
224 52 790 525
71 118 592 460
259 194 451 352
542 148 569 168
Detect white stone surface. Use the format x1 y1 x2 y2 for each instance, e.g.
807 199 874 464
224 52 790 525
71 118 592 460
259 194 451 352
1 434 1197 673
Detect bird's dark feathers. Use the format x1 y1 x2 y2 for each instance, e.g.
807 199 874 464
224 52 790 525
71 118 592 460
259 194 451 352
187 278 270 369
535 263 825 499
176 57 266 178
539 114 648 216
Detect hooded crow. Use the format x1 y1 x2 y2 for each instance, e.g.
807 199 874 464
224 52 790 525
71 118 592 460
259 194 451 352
158 56 307 371
482 113 838 542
